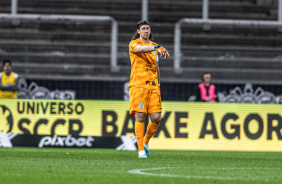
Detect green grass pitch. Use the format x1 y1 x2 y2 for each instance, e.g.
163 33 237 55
0 148 281 184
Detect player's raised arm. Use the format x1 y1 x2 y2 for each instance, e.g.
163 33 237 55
135 45 162 53
134 45 154 53
134 44 170 59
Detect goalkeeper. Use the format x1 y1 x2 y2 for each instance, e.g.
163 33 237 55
128 20 169 158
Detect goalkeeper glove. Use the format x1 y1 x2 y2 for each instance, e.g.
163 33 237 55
154 45 170 59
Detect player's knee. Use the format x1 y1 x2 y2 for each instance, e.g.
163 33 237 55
151 115 161 124
135 112 146 122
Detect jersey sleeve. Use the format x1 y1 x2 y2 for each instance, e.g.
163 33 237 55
129 40 140 53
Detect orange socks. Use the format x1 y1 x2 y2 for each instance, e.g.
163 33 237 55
135 122 160 151
135 122 145 151
144 122 159 144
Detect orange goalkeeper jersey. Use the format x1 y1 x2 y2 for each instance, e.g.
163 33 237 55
128 38 159 89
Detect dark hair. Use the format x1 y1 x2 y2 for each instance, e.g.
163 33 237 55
202 72 211 81
132 20 153 40
3 59 12 67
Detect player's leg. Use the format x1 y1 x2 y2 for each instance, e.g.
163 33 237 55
143 112 161 157
129 86 149 158
146 112 161 143
135 112 147 158
146 88 162 144
144 88 162 157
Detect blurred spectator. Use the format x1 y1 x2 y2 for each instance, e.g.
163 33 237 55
194 72 217 102
0 60 19 99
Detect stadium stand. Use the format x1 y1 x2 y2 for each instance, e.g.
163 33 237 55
0 0 281 84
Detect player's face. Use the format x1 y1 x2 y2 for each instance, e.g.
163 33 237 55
3 63 12 74
137 25 151 40
203 74 211 84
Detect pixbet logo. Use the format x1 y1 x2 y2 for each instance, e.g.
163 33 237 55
38 135 94 148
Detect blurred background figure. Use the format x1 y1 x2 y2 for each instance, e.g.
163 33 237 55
0 60 19 99
194 72 217 102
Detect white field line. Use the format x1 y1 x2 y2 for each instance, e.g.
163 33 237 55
128 167 280 181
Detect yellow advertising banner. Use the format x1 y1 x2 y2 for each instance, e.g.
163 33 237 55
0 99 282 151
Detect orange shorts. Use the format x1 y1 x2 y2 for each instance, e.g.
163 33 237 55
129 86 162 115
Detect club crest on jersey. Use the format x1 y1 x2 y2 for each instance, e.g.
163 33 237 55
138 102 144 109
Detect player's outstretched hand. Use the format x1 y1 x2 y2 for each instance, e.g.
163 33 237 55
154 45 170 59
